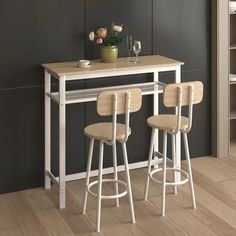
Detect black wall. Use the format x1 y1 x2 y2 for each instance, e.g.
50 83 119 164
0 0 211 193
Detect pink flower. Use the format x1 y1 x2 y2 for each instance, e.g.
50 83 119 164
96 38 103 44
113 25 122 32
88 31 95 41
97 28 107 38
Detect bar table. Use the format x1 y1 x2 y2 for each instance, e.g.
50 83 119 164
42 55 184 209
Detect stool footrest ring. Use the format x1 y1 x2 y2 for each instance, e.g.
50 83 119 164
150 168 189 186
87 179 128 199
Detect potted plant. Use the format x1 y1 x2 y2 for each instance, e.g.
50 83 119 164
88 22 123 63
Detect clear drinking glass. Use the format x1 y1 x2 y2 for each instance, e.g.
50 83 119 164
126 35 133 62
133 40 141 63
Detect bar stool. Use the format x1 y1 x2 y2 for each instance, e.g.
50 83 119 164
144 81 203 216
82 88 142 232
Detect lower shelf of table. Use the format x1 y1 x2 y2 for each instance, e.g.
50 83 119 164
47 81 165 104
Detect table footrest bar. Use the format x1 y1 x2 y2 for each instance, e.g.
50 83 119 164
154 151 163 159
152 152 173 166
150 168 189 186
46 93 59 104
87 179 128 199
46 170 59 186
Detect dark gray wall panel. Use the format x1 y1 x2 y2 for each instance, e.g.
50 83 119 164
0 0 211 193
0 87 44 193
0 0 85 89
86 0 152 59
153 0 211 159
0 84 86 194
153 0 211 72
184 70 211 157
0 0 86 194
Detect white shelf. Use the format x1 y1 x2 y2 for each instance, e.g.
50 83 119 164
230 44 236 49
47 81 165 104
230 110 236 120
230 74 236 84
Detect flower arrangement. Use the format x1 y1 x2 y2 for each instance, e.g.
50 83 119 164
88 22 123 46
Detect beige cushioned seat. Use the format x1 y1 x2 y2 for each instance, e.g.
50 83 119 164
147 114 189 132
84 122 131 141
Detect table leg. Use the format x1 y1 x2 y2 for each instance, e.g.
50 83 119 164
153 71 159 168
45 71 51 190
175 66 181 182
59 76 66 209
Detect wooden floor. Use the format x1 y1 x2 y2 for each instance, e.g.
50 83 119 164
2 150 236 236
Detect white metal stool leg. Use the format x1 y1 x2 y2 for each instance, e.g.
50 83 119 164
122 142 136 224
161 131 167 217
144 128 156 201
112 142 119 207
96 141 104 232
172 134 177 195
183 133 196 209
82 138 94 215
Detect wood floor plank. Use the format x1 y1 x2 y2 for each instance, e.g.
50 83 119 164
104 173 186 236
87 205 134 236
68 173 185 236
4 155 236 235
179 179 236 231
218 179 236 196
68 176 135 236
170 185 236 236
121 186 188 235
149 194 217 236
119 171 190 235
181 161 236 211
22 188 76 236
111 200 181 236
4 192 49 236
0 226 24 236
46 183 104 236
190 157 233 182
0 197 16 230
128 169 217 236
220 155 236 170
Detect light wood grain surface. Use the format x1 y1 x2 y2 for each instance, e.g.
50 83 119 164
84 122 131 141
163 81 204 107
147 114 189 132
42 55 184 78
97 88 142 116
2 146 236 235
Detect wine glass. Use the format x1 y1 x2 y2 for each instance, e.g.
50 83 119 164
133 41 141 63
126 35 133 62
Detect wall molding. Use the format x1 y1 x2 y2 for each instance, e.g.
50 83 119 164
212 0 229 158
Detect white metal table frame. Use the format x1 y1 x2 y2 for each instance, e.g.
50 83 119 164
44 57 182 209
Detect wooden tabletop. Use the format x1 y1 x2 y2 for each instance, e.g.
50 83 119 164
42 55 184 79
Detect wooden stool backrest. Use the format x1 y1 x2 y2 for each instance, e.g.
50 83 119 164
163 81 203 108
97 88 142 116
